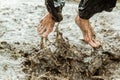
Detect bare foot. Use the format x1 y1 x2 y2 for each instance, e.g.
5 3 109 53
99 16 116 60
75 15 101 48
37 13 55 37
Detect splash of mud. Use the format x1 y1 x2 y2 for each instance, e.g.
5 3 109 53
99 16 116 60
22 24 120 80
0 0 120 80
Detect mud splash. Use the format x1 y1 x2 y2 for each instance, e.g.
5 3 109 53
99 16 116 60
22 24 120 80
0 0 120 80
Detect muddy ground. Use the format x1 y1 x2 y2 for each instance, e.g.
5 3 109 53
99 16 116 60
0 0 120 80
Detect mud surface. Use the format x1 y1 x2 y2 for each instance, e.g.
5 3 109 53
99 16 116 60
0 0 120 80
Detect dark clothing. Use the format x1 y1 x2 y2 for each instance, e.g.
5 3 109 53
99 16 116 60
79 0 117 19
45 0 117 22
45 0 65 22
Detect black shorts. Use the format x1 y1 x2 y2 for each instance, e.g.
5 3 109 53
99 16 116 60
79 0 117 19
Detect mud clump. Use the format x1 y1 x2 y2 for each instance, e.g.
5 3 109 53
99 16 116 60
22 25 120 80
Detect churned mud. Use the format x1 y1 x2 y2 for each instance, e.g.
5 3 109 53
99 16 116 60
0 0 120 80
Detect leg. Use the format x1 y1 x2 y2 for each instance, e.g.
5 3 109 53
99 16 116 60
38 0 65 38
75 15 100 48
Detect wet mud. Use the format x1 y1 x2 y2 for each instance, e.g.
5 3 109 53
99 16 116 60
22 25 120 80
0 0 120 80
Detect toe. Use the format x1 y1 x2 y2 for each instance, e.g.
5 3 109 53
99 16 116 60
37 24 43 32
93 39 101 47
39 27 46 35
88 40 98 48
42 27 53 38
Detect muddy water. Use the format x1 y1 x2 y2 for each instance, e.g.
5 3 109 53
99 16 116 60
0 41 25 80
0 0 42 80
0 0 120 80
